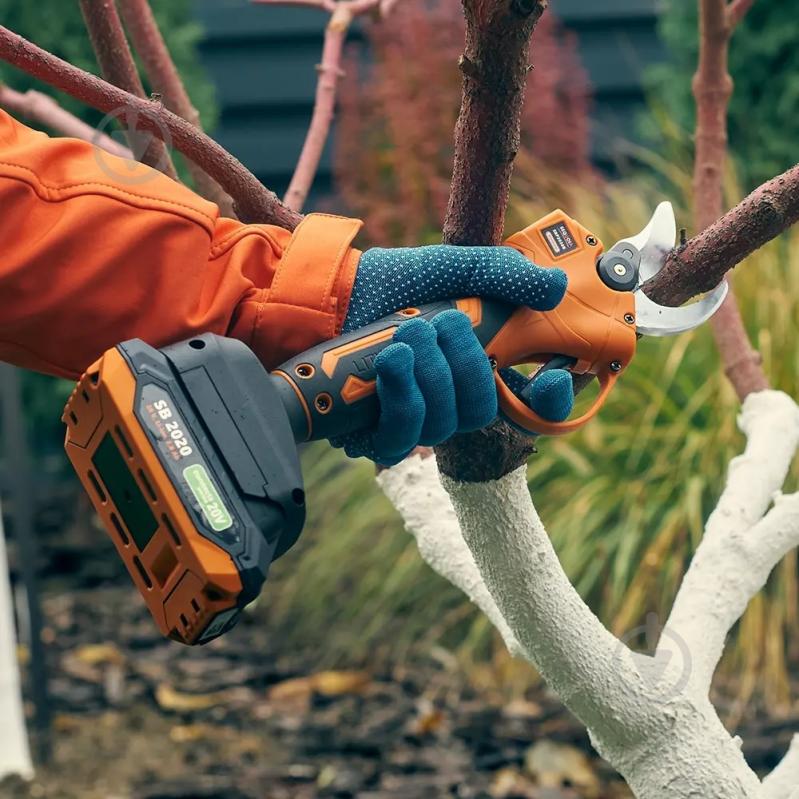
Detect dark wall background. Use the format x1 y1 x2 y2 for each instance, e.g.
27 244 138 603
195 0 666 202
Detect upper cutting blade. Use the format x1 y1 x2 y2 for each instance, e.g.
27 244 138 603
613 201 728 337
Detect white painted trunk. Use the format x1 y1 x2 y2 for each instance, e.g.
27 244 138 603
0 503 33 779
377 391 799 798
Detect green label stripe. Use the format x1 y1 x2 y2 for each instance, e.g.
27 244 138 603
183 464 233 532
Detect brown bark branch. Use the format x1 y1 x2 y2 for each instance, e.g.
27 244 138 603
79 0 177 179
693 0 767 400
643 162 799 304
435 0 548 480
117 0 236 216
0 84 132 158
0 25 301 227
442 0 547 246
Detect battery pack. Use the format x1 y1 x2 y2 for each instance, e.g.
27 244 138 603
63 334 305 644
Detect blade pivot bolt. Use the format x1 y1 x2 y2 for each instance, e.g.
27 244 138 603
610 361 622 372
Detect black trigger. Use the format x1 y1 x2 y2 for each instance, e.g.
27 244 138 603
520 356 577 404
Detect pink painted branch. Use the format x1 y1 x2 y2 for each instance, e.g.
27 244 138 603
0 85 132 158
283 3 353 212
254 0 388 212
693 0 767 401
253 0 384 12
79 0 177 179
117 0 236 216
0 26 301 227
253 0 337 10
726 0 756 28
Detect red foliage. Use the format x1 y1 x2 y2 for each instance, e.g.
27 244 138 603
334 1 592 246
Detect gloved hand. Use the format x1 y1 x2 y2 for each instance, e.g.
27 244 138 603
331 245 575 465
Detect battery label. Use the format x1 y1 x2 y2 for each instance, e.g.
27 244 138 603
138 383 238 541
542 221 578 257
183 464 233 532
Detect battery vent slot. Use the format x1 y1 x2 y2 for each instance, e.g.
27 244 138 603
109 513 129 546
87 470 107 504
162 514 181 547
133 556 153 589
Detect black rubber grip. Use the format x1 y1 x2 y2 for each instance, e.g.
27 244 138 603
270 299 515 442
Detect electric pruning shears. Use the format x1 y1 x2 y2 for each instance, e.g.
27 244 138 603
62 203 727 644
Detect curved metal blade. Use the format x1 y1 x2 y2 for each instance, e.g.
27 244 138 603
614 200 728 337
616 200 677 283
634 281 728 336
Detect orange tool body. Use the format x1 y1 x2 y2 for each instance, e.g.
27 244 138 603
63 207 724 644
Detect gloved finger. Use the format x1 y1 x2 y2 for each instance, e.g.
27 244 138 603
466 247 567 311
372 342 426 461
499 367 575 422
526 368 574 422
432 310 497 432
393 317 457 446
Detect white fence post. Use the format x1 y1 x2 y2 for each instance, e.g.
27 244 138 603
0 502 32 779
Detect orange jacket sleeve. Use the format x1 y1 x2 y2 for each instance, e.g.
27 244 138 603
0 109 363 380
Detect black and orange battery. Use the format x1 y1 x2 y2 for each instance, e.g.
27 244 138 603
63 334 305 644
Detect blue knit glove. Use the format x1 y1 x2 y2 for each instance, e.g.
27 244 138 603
332 245 575 465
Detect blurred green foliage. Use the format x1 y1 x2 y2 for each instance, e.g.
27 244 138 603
644 0 798 192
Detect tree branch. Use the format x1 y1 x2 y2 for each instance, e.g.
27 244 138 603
0 26 301 227
643 162 799 304
376 455 521 654
79 0 177 179
0 84 132 158
658 391 799 694
117 0 235 215
763 734 799 799
442 0 546 246
693 0 767 400
435 0 547 481
379 453 765 797
726 0 757 28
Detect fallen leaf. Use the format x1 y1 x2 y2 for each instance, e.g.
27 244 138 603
155 684 229 712
490 767 538 798
169 723 212 743
74 643 125 666
524 740 600 798
410 698 445 736
268 670 371 702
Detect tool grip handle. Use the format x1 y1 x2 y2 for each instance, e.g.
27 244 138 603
270 299 515 442
270 210 641 442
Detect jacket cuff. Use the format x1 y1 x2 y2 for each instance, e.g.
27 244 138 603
248 213 363 369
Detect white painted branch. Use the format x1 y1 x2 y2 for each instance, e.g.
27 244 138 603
376 456 521 654
379 455 764 797
659 390 799 694
763 734 799 799
0 504 33 779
